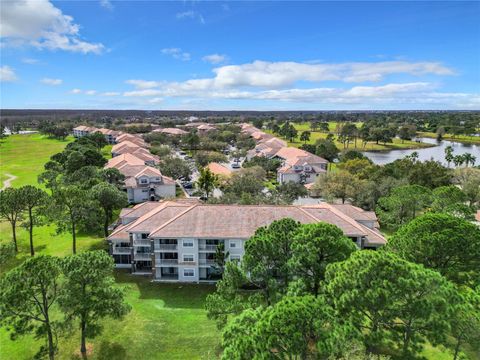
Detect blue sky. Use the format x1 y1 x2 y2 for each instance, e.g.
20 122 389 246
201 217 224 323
1 1 479 110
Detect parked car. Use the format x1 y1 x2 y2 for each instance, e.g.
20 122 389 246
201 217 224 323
182 181 193 189
231 163 241 169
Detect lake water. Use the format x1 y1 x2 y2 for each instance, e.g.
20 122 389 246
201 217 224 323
362 137 480 166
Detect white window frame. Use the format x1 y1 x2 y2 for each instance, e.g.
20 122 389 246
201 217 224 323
140 178 149 184
183 268 195 277
229 240 239 249
182 239 194 248
183 254 194 262
230 255 241 261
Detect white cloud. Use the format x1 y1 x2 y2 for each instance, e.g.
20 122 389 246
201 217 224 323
99 0 113 10
101 91 120 96
21 58 39 64
70 88 82 94
176 10 205 24
85 90 97 95
125 79 160 89
116 59 472 109
202 54 228 64
161 48 191 61
148 97 164 104
0 0 104 54
0 66 18 82
207 60 454 88
124 89 164 97
41 77 62 86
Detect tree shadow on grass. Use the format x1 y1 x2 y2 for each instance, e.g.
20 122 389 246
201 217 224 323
113 269 216 309
95 340 127 360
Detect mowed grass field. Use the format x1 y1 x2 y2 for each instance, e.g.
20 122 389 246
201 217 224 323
0 134 221 359
0 271 220 360
0 133 73 189
266 122 434 151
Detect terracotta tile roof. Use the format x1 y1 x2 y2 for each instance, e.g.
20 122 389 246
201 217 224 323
108 223 131 240
275 147 328 165
197 124 216 131
121 202 162 220
106 153 145 169
109 201 386 247
134 167 162 178
154 128 188 135
119 202 194 234
206 162 232 177
330 204 377 222
112 141 142 152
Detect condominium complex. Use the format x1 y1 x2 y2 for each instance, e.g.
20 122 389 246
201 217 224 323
242 123 328 184
108 200 386 282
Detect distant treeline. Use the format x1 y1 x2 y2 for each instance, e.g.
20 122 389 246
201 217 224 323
1 110 479 136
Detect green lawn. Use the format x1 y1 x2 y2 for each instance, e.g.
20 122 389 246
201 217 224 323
0 133 73 189
418 131 480 145
0 271 220 360
267 122 434 151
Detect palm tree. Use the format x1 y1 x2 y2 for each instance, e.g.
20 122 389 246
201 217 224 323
453 154 464 167
444 145 454 167
196 168 218 200
300 131 311 144
462 153 476 167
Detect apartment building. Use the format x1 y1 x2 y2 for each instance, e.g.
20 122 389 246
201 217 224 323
108 200 386 281
241 123 328 184
105 154 175 203
72 125 120 144
274 147 328 184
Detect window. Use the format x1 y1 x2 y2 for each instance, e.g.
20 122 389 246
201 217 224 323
183 254 194 262
142 189 149 193
141 233 148 239
183 268 195 277
140 178 148 184
229 240 239 249
230 255 241 262
182 239 194 247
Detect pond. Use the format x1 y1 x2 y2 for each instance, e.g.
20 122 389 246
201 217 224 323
362 137 480 166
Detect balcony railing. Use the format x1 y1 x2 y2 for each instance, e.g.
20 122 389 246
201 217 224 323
199 245 217 251
157 259 179 265
157 244 178 251
134 253 152 261
134 240 151 247
112 247 131 254
199 259 216 265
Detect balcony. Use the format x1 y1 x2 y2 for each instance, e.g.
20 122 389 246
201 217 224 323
112 247 131 254
134 253 152 261
157 259 179 265
199 259 216 266
134 240 151 247
199 245 217 251
157 244 178 251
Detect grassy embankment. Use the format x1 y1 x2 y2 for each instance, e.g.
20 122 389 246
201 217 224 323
417 131 480 145
266 122 434 151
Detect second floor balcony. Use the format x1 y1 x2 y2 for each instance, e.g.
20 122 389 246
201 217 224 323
156 244 178 251
134 253 152 261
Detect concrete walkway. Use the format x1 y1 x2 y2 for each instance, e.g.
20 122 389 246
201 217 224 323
1 173 17 190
